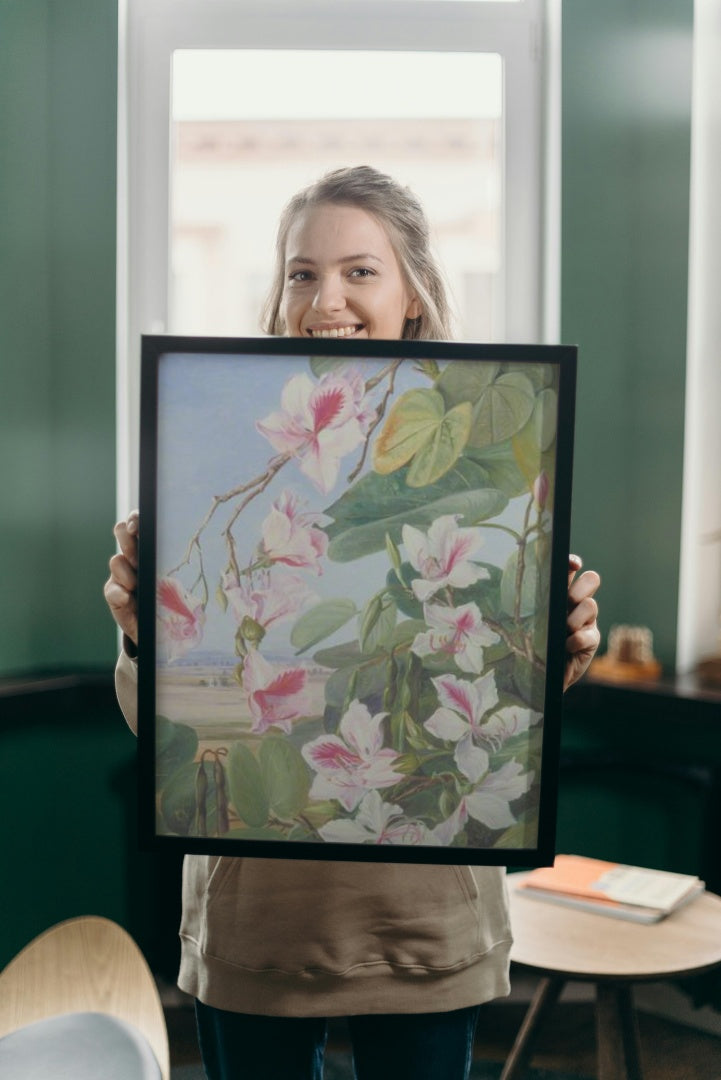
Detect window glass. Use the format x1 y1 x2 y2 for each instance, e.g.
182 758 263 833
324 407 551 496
170 50 503 341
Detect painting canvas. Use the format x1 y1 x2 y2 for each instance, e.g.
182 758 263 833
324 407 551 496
138 336 576 865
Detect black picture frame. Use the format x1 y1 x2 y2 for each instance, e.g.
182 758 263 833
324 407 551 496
138 335 576 865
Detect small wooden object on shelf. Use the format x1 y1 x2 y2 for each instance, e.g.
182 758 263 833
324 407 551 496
696 652 721 689
590 624 662 683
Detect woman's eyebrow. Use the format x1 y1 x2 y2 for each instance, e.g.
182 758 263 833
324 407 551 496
286 253 384 266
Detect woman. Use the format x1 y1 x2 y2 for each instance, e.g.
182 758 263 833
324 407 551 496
106 166 601 1080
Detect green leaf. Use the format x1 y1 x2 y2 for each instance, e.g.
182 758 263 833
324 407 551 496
158 761 197 836
259 737 310 819
469 372 536 448
511 389 559 495
495 814 539 849
406 402 471 487
300 800 339 828
313 641 368 669
309 356 348 378
390 618 428 647
437 360 500 406
531 389 558 452
385 532 403 578
323 459 508 562
464 442 528 498
227 743 270 828
290 598 358 654
372 388 446 474
155 716 198 788
323 655 388 708
359 594 397 653
499 362 556 392
460 561 504 618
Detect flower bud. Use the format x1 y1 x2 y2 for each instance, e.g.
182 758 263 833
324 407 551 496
532 470 549 510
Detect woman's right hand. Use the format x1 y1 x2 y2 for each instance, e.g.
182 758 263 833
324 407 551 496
104 510 139 646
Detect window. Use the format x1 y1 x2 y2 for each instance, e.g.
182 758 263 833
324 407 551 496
118 0 557 510
169 49 503 340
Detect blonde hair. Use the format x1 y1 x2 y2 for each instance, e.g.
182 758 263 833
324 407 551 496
261 165 453 341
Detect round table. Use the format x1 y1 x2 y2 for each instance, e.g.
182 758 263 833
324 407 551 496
502 872 721 1080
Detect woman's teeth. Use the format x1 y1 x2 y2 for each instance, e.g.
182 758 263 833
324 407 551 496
310 325 360 338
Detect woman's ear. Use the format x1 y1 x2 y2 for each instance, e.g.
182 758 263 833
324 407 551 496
406 296 423 320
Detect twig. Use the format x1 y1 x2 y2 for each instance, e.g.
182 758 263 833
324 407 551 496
222 455 291 576
166 453 291 575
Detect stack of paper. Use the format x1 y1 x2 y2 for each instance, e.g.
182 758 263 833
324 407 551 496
516 854 705 923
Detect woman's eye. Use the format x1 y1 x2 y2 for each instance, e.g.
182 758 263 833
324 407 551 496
349 267 375 279
288 270 313 283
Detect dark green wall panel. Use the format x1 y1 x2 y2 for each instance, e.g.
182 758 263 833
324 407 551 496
562 1 693 669
0 0 118 675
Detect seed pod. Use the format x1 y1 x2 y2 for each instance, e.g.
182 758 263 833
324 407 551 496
214 756 230 835
194 762 208 837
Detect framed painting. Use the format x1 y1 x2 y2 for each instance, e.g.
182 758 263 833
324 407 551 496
138 336 576 865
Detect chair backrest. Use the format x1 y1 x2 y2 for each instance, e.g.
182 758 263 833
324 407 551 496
0 915 170 1080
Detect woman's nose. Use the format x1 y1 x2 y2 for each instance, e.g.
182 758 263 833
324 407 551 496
312 274 345 314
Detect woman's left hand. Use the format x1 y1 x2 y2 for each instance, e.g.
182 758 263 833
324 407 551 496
564 554 601 691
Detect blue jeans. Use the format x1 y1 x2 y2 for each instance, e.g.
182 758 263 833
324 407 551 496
195 1000 481 1080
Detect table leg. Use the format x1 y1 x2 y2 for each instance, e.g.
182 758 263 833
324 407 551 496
596 982 643 1080
499 976 565 1080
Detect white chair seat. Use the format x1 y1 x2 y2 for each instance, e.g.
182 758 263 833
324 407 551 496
0 1011 162 1079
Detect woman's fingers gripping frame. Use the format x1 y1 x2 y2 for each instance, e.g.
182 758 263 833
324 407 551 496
104 512 140 645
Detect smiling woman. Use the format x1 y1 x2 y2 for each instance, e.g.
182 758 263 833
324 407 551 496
282 205 421 340
263 167 451 342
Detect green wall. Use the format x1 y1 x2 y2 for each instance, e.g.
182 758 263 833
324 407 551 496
562 0 693 669
0 0 118 676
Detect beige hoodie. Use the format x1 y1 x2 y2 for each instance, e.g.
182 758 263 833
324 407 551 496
116 650 512 1016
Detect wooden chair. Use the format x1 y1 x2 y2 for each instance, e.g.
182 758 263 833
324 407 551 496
0 915 169 1079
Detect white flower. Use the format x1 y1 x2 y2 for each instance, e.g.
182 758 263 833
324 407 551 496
411 602 499 674
402 515 489 602
301 701 402 811
318 790 440 846
424 671 499 783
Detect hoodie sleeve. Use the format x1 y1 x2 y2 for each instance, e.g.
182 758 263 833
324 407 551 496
115 643 139 736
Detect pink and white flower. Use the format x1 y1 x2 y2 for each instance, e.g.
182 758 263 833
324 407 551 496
431 761 532 840
260 489 328 574
242 648 310 735
411 602 500 674
223 570 314 631
301 700 402 811
425 672 541 784
480 704 542 752
402 516 489 602
156 576 205 662
424 671 500 783
257 370 373 493
318 790 441 846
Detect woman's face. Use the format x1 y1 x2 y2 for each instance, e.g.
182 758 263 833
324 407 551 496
280 203 421 340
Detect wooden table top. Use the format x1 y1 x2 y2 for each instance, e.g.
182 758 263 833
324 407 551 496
508 872 721 981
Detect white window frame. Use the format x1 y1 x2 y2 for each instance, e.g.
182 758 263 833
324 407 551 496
117 0 559 512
